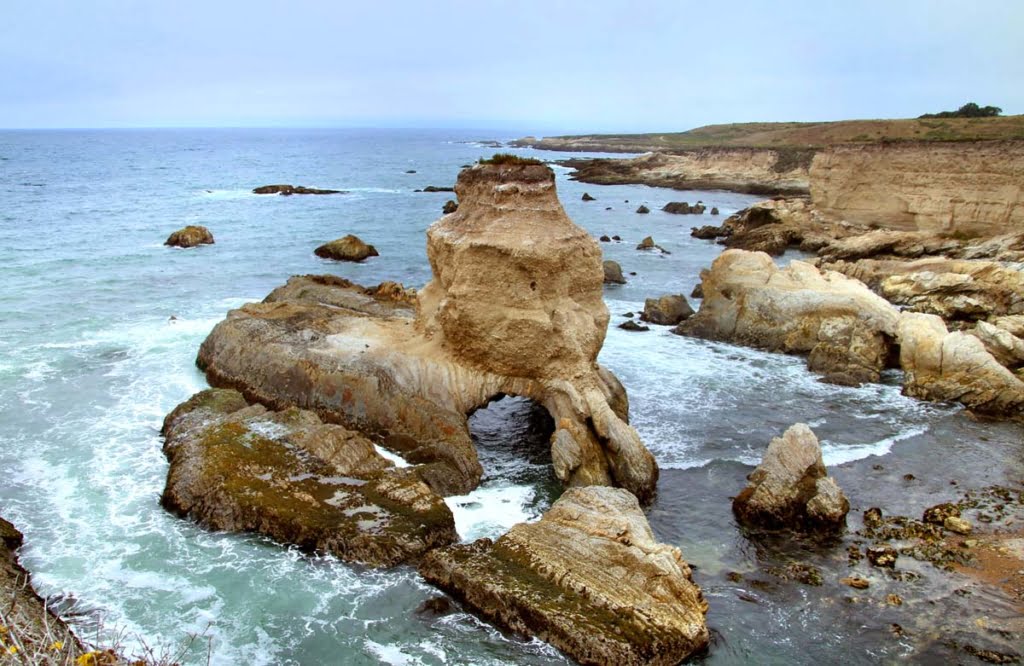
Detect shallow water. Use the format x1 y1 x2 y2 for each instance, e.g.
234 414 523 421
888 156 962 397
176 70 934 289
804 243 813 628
1 129 1021 664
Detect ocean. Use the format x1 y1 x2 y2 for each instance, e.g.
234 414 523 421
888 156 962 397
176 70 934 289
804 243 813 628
1 128 1020 664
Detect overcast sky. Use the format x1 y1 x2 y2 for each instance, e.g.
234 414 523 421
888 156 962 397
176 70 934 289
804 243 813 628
2 0 1021 132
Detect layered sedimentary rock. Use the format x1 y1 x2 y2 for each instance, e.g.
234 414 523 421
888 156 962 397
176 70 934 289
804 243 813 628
197 163 658 501
810 140 1024 235
733 424 849 529
896 313 1024 417
821 257 1024 321
161 388 456 566
676 250 900 384
419 487 710 665
563 149 811 195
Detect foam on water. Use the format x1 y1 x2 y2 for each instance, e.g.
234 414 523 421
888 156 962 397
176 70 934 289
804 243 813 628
445 483 539 542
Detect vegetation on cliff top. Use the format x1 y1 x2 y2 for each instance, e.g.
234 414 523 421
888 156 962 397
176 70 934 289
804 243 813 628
522 113 1024 151
919 102 1002 119
477 153 543 166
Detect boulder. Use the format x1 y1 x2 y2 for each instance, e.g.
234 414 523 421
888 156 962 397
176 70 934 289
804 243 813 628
711 207 720 215
603 260 626 284
896 312 1024 416
663 201 705 215
419 487 709 666
165 225 214 248
619 320 649 332
198 163 659 502
733 423 849 529
253 184 343 195
636 236 670 254
161 389 456 567
599 235 611 242
612 235 622 241
691 225 723 239
582 192 596 201
442 200 459 214
314 234 379 262
676 250 900 384
636 205 650 214
721 225 802 256
690 283 703 299
641 294 694 326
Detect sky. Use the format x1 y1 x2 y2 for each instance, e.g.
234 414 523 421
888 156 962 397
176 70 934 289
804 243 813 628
1 0 1022 133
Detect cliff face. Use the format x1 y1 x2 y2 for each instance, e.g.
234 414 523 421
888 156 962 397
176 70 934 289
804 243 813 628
564 149 812 195
810 140 1024 234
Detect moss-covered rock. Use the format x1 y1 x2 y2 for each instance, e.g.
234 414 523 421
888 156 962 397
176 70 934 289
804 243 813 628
161 389 456 567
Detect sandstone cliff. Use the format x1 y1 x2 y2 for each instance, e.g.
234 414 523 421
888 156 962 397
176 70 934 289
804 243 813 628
810 140 1024 235
563 149 811 195
197 163 658 501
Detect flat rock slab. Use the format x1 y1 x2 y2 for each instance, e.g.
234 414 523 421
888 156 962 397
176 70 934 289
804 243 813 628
419 487 709 665
161 388 456 567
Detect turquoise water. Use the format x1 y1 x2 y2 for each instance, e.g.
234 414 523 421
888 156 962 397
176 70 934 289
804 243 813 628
1 129 1019 664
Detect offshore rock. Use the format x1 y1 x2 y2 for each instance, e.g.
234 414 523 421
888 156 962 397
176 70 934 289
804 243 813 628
896 312 1024 417
442 200 458 214
161 388 456 567
733 423 849 530
641 294 693 326
198 163 658 501
676 250 900 384
418 487 710 666
253 184 343 195
603 260 626 284
165 225 214 248
314 234 379 262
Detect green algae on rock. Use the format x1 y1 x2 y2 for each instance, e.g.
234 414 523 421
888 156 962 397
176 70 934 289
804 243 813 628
161 388 456 567
418 487 709 666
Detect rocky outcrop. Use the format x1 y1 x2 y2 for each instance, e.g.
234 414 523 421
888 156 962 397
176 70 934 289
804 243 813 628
733 424 849 529
198 163 658 502
442 200 458 214
821 257 1024 321
676 250 900 384
603 260 626 284
636 205 650 214
689 198 847 256
420 185 455 193
896 313 1024 417
314 235 379 262
253 184 343 195
165 225 214 248
161 389 457 567
810 140 1024 235
0 517 84 660
562 148 811 195
418 487 709 666
641 294 693 326
636 236 670 253
582 192 596 201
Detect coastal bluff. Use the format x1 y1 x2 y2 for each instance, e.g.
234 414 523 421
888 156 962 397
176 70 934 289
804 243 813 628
810 140 1024 235
195 161 658 501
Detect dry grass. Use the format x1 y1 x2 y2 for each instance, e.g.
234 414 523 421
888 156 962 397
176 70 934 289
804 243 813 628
541 115 1024 150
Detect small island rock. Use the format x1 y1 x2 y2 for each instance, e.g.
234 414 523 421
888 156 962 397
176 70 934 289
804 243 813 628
314 235 379 262
165 225 214 248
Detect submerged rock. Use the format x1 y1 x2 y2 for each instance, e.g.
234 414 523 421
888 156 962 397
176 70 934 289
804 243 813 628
418 487 709 666
582 192 596 201
733 423 849 530
603 260 626 284
253 184 343 195
161 388 456 567
636 205 650 214
636 236 670 253
165 225 214 248
641 294 694 326
198 163 658 502
619 320 649 332
314 234 379 262
677 250 899 384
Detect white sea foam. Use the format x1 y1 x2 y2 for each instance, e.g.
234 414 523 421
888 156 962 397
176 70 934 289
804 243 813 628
374 445 410 467
445 483 538 542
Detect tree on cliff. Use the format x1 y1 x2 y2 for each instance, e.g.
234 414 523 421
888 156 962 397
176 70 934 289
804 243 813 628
920 102 1002 119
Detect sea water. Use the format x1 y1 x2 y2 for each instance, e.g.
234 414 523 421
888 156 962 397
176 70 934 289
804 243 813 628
1 129 1020 664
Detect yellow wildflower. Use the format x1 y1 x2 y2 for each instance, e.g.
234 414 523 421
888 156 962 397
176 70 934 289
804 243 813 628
49 640 64 651
76 652 99 666
6 645 17 654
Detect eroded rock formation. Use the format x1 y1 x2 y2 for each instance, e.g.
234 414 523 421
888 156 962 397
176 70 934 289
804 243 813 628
419 486 710 665
197 163 658 501
733 423 849 529
810 140 1024 235
314 234 379 262
676 250 900 385
161 388 457 566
